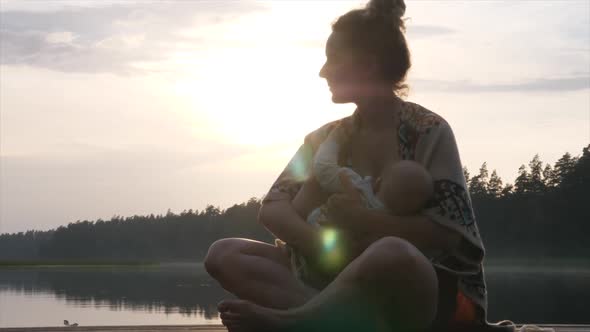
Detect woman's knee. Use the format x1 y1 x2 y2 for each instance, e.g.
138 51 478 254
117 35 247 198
204 238 288 279
350 236 437 296
204 238 242 277
353 237 438 329
357 237 423 277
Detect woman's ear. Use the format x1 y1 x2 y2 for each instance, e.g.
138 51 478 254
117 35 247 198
356 53 380 80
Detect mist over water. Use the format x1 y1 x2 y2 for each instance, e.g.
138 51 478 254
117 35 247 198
485 264 590 324
0 263 588 328
0 264 227 327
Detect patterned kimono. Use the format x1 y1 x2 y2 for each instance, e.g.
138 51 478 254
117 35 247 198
263 101 488 324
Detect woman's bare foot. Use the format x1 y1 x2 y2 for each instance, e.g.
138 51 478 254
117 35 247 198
217 299 295 332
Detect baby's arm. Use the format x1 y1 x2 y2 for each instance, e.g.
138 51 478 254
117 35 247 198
292 176 330 220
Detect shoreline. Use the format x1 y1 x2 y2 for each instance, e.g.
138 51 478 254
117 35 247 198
2 258 589 269
0 260 161 268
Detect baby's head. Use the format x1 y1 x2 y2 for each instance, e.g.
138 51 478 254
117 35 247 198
376 160 434 216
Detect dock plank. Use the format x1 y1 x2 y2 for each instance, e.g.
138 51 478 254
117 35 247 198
1 325 590 332
0 326 224 332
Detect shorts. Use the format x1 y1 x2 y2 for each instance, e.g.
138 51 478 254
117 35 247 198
451 290 479 324
428 267 482 331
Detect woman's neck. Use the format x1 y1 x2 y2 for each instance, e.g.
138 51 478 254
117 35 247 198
354 95 402 131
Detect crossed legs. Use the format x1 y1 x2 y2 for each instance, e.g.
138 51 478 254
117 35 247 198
205 237 319 310
205 236 439 332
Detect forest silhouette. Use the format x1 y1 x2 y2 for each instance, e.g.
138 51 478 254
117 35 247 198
1 144 588 263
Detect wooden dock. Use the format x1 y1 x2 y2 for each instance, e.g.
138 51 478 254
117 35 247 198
1 325 589 332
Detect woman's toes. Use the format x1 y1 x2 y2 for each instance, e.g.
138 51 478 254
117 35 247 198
218 298 250 314
224 320 243 332
221 320 238 328
221 317 238 327
220 311 240 320
224 324 239 332
217 300 231 312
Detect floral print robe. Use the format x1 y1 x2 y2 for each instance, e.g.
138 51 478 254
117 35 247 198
263 101 488 323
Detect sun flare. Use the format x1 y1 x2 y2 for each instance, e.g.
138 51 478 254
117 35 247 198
170 1 358 148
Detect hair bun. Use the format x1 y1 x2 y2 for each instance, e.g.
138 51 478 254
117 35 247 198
367 0 406 19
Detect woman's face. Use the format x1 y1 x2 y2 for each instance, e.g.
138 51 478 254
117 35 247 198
319 32 377 104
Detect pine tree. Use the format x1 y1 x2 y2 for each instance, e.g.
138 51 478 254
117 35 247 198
463 166 470 186
528 154 545 193
488 170 503 197
514 164 530 193
553 152 577 187
577 145 590 184
562 145 590 189
501 183 514 197
479 162 489 181
469 162 490 196
543 164 556 189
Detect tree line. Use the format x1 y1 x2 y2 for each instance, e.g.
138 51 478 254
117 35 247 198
464 145 589 260
1 144 588 263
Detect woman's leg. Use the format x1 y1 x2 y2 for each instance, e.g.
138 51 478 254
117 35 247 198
219 236 439 332
205 238 319 310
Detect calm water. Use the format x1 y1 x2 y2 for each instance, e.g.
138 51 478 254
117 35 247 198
1 263 589 328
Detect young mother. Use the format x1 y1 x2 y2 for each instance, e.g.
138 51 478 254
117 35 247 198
205 0 494 331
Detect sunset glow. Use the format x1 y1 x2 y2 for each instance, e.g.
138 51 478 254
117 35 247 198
0 0 588 233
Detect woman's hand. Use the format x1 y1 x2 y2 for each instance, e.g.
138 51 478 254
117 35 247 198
321 171 368 231
314 171 377 269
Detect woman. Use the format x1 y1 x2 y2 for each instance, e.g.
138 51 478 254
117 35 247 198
205 0 498 331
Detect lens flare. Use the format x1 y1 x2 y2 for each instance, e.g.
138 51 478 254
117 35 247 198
287 144 313 182
319 228 344 272
323 228 337 252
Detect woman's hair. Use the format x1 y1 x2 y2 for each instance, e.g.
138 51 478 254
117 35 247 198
332 0 411 96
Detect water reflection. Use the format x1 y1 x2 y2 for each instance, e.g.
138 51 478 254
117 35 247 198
0 263 229 327
1 263 589 327
485 266 590 324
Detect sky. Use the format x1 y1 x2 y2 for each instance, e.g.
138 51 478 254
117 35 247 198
0 0 588 234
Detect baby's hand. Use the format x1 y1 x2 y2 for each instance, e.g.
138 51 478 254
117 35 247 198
323 171 367 230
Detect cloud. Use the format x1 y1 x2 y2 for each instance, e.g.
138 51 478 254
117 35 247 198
1 138 263 174
0 1 454 74
0 2 268 75
406 24 455 38
296 23 455 50
412 76 590 93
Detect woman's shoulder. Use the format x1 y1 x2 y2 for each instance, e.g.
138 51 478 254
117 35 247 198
398 101 458 160
303 116 352 152
401 100 450 134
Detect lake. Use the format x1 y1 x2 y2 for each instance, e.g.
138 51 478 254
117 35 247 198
1 263 588 328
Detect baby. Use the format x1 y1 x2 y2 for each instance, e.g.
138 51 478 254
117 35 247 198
294 123 434 227
288 122 434 282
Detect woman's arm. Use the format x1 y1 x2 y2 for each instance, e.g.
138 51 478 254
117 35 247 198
259 199 323 259
346 208 460 259
323 172 461 258
258 140 330 259
292 176 331 220
259 119 350 260
325 117 485 274
260 175 330 259
260 161 331 259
